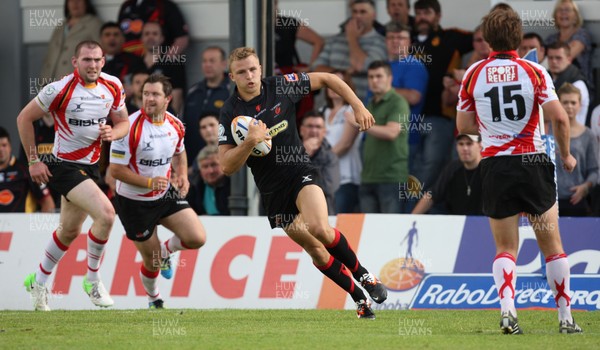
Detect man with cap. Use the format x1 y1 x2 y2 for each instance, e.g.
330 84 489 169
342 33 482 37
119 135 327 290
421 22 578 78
411 133 483 215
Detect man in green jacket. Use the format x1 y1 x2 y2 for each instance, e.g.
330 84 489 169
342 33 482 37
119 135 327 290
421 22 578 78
360 60 409 213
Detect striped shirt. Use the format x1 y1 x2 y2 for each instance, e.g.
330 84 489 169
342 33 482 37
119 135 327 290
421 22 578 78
457 50 557 158
110 109 185 201
35 70 126 164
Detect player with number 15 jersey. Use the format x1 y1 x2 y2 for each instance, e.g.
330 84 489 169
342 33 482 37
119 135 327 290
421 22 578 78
456 8 580 335
458 51 557 158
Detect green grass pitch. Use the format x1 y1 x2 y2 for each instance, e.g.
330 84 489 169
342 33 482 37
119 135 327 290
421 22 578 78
1 309 597 349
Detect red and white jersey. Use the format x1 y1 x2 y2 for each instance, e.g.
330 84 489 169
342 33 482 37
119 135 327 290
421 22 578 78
36 70 126 164
110 109 185 201
457 50 558 158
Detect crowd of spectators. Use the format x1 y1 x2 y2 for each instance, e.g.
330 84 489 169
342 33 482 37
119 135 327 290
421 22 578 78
10 0 600 217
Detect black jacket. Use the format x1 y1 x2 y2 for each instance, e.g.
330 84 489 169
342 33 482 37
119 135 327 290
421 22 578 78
183 75 231 161
188 176 231 216
553 64 588 92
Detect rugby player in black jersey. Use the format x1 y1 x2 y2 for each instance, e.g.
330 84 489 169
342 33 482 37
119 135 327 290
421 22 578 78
219 47 387 319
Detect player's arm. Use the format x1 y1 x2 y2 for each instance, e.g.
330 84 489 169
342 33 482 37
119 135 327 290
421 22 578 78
16 99 52 184
543 100 576 172
219 144 249 176
171 151 189 197
104 108 130 141
219 121 271 176
308 72 374 131
456 111 479 135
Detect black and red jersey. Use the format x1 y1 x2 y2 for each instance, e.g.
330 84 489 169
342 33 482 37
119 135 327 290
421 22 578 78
219 73 315 193
118 0 189 55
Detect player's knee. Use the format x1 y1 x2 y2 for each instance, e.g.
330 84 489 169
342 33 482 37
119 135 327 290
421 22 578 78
58 227 81 242
184 234 206 249
303 243 328 262
308 223 332 244
96 205 116 227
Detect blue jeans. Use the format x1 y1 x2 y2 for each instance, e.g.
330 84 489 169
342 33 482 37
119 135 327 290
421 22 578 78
409 141 419 176
408 121 420 175
359 183 405 213
412 115 455 190
335 183 360 214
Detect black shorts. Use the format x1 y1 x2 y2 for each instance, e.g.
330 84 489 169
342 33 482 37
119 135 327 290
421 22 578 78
261 168 320 229
116 186 191 242
480 154 556 219
46 158 100 198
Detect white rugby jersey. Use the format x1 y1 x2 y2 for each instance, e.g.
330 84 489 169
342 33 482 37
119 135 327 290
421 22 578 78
36 70 126 164
110 109 185 201
457 50 558 158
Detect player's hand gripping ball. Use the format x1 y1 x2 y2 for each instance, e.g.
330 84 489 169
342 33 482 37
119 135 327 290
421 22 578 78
231 116 272 157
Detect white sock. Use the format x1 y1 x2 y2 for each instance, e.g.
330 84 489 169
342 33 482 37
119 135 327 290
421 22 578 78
87 230 107 282
37 231 69 285
493 252 517 317
164 236 188 256
140 264 161 302
546 253 573 322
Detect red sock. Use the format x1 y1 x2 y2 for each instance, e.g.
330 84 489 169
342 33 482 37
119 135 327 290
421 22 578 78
325 229 367 281
315 255 366 302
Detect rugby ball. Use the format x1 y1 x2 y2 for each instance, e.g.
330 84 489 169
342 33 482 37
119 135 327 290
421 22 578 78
231 116 272 157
